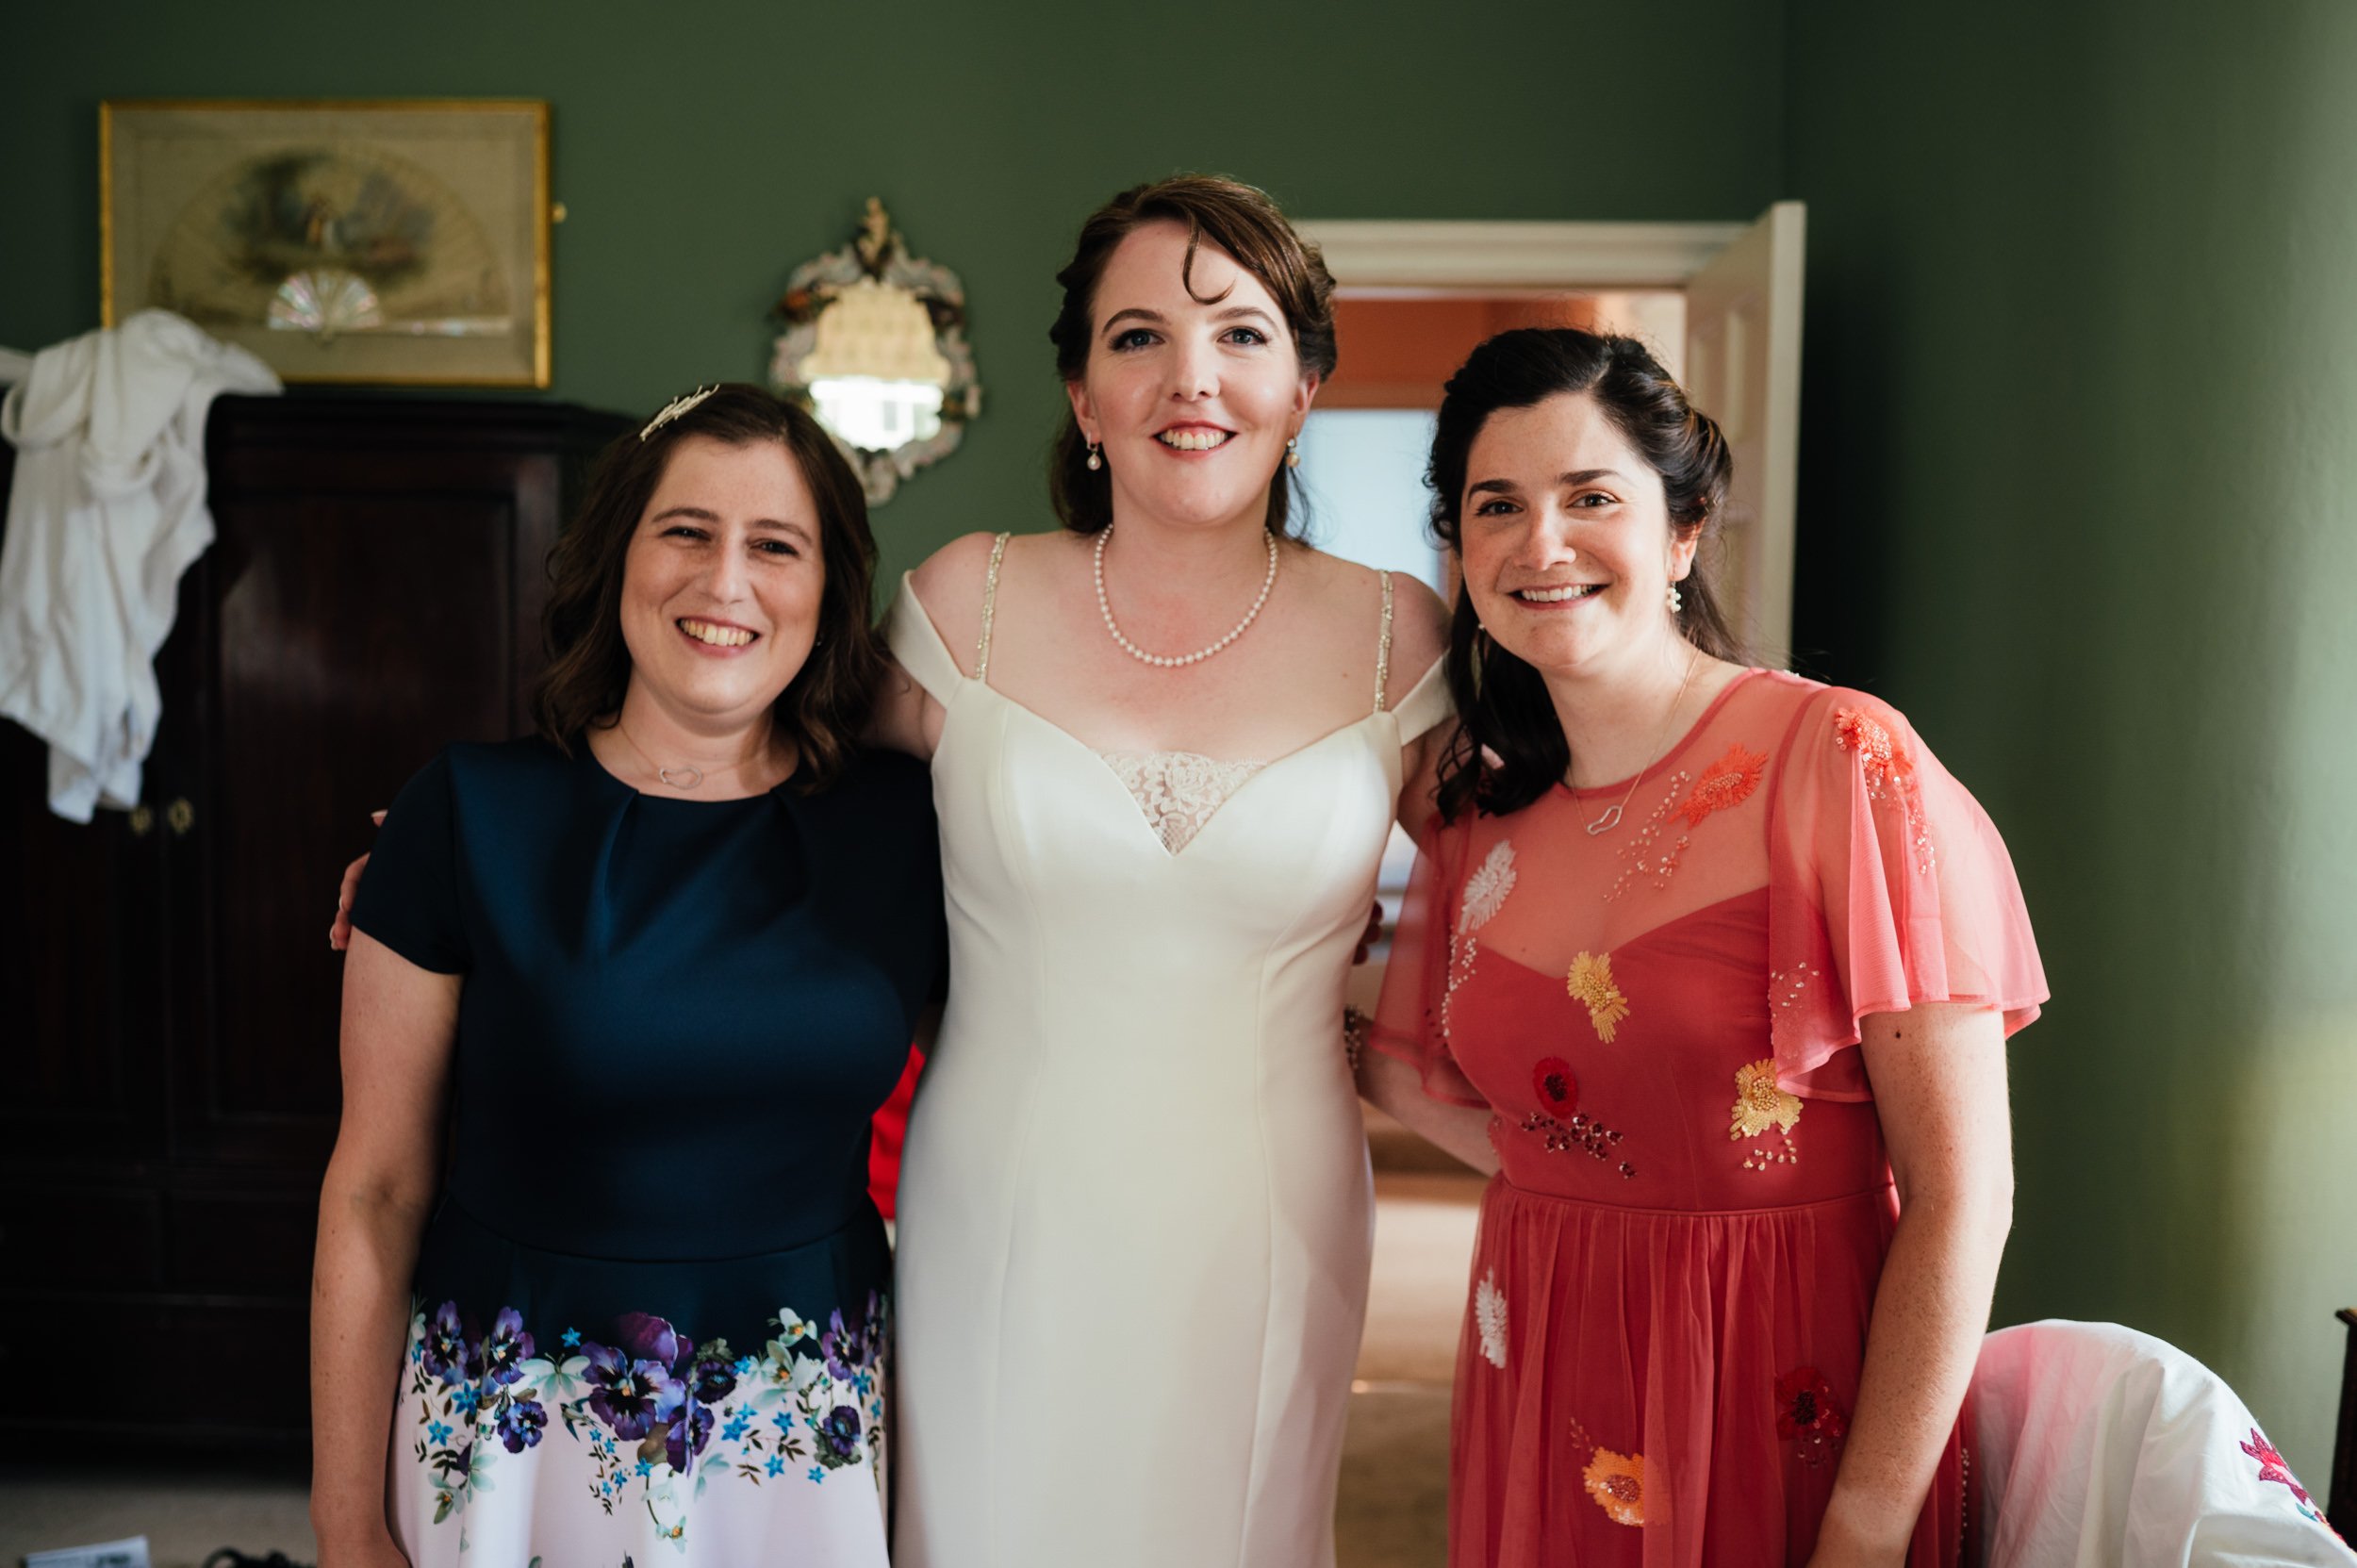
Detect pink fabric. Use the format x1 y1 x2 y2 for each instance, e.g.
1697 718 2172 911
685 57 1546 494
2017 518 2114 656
1766 688 2047 1099
1370 669 2046 1564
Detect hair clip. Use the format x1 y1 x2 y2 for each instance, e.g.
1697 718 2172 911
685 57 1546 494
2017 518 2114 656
640 385 719 442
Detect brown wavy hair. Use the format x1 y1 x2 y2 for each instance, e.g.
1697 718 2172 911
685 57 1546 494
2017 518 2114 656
1046 174 1337 538
1429 329 1743 823
534 384 885 792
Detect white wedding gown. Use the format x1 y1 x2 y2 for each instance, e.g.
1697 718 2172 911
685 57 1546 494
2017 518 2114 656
885 538 1449 1568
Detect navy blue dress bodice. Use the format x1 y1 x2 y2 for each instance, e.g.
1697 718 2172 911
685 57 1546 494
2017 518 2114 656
351 736 944 1352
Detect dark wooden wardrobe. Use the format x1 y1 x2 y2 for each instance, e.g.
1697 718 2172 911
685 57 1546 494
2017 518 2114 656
0 393 629 1456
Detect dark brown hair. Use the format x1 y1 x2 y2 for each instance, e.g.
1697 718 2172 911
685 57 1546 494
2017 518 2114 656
1430 328 1743 823
535 384 885 792
1046 174 1337 538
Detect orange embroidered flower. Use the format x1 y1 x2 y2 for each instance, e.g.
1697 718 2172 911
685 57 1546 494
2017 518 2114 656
1730 1059 1803 1139
1566 952 1630 1042
1834 705 1914 793
1673 742 1768 828
1582 1446 1645 1526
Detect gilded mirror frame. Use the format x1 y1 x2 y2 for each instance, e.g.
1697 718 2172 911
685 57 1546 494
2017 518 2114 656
769 200 981 503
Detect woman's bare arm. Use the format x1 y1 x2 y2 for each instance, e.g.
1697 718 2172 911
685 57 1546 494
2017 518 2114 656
1808 1002 2013 1566
310 933 461 1566
1357 1042 1501 1174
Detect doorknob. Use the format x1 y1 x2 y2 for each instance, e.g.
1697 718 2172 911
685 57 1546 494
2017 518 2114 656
166 799 195 836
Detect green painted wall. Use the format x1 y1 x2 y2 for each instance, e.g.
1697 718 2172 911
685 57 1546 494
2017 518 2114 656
1788 2 2357 1477
0 0 1784 582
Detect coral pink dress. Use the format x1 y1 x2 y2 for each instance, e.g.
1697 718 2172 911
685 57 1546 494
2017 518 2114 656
1372 669 2046 1566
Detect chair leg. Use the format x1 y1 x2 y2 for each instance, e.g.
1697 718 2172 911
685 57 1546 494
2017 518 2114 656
2332 1308 2357 1537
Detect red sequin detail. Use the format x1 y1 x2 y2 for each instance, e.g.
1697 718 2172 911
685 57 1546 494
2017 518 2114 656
1672 743 1768 828
1533 1058 1578 1115
1775 1366 1849 1466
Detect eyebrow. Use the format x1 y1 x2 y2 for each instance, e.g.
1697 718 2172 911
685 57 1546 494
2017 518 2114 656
1466 469 1629 496
649 504 816 545
1101 304 1279 333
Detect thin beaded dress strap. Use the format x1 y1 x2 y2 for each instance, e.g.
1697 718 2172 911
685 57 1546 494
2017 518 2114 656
974 532 1012 685
1374 570 1395 714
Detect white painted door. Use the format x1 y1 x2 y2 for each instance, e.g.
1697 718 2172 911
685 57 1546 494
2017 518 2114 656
1681 201 1805 665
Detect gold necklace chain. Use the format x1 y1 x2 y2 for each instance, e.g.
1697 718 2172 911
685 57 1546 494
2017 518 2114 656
1583 650 1704 835
614 720 763 792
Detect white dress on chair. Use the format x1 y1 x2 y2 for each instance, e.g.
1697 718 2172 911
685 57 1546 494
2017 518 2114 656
1971 1319 2355 1566
884 538 1451 1568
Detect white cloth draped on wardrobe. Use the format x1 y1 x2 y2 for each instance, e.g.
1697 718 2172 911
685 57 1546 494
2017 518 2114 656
0 309 278 820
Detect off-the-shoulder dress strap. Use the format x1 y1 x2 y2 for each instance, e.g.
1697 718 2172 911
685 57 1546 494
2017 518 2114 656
974 532 1012 685
1390 652 1453 744
885 575 965 702
1374 570 1394 714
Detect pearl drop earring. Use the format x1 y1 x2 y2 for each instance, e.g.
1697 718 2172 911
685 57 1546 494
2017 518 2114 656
1667 583 1685 614
1284 437 1301 470
1086 442 1103 471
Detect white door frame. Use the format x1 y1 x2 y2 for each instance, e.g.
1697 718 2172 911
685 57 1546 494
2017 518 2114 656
1296 220 1750 291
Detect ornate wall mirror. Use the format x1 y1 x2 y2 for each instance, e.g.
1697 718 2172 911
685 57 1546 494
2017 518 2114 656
769 199 981 503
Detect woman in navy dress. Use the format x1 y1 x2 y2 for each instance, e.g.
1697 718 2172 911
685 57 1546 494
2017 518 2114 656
308 386 943 1567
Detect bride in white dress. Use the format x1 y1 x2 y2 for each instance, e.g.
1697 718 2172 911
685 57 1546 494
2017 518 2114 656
871 176 1450 1567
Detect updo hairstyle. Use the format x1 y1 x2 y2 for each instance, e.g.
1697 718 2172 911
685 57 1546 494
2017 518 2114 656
1046 174 1337 538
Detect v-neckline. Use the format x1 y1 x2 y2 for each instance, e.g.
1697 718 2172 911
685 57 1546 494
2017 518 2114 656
896 578 1437 860
990 684 1387 860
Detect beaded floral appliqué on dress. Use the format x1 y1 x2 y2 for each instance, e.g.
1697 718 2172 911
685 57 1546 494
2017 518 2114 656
1775 1366 1849 1466
1442 840 1517 1050
1566 1417 1646 1527
1731 1058 1803 1172
1834 705 1937 874
1673 742 1768 828
1097 750 1267 854
1523 1055 1634 1177
1566 951 1631 1042
1475 1271 1510 1369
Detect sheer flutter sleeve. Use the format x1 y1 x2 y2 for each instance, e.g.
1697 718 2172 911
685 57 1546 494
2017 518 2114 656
1368 809 1492 1109
1765 687 2047 1100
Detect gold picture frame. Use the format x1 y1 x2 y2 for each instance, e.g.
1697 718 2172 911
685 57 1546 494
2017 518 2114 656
101 99 552 388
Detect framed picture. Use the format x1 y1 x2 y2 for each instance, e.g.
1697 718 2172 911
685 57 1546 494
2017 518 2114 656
101 99 552 388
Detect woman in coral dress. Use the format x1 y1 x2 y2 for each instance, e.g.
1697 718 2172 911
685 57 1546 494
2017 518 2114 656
1363 328 2046 1565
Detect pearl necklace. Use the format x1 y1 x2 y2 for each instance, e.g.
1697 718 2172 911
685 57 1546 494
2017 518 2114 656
1094 524 1279 668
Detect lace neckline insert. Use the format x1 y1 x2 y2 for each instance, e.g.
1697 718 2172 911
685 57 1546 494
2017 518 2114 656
1096 750 1268 854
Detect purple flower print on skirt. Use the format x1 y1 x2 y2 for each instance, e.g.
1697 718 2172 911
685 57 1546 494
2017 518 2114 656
495 1395 548 1453
478 1306 536 1386
420 1300 476 1386
583 1314 689 1443
815 1405 865 1468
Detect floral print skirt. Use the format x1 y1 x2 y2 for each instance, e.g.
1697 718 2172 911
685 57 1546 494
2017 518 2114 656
387 1200 892 1567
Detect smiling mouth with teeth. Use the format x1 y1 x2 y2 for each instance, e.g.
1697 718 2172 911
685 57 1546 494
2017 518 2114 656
1156 428 1233 452
1513 585 1604 603
679 618 757 648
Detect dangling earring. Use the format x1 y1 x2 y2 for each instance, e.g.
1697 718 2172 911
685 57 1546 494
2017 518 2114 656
1667 583 1685 614
1284 437 1301 470
1085 442 1103 471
